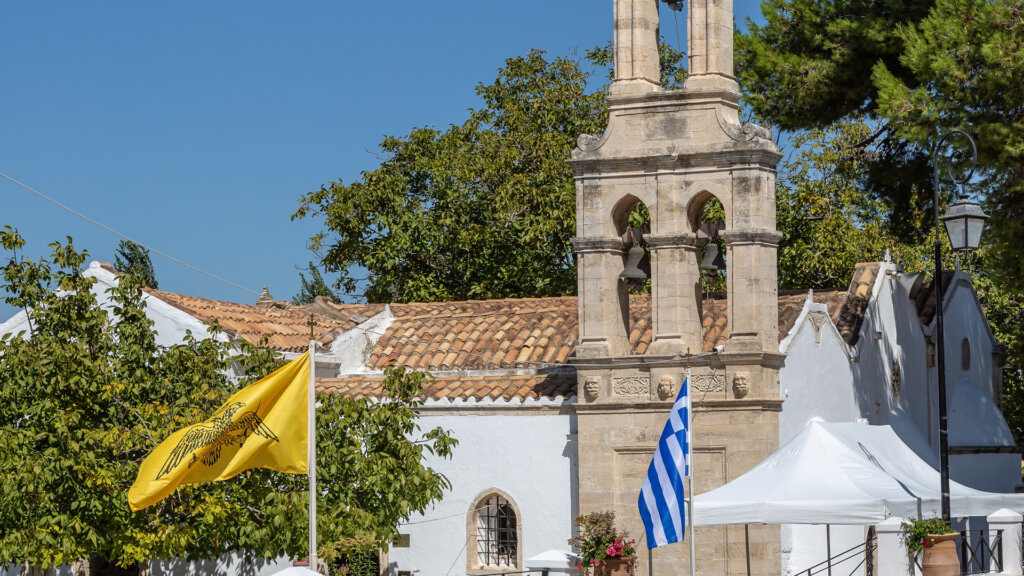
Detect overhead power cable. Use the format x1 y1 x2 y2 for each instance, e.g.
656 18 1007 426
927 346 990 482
0 169 261 296
2 170 714 373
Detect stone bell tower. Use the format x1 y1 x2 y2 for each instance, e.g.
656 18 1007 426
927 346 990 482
569 1 784 575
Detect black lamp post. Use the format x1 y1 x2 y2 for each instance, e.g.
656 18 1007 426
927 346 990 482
931 130 989 521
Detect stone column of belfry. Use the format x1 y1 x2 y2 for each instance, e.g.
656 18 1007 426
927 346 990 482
648 232 703 355
572 235 632 358
720 169 783 355
685 0 740 92
611 0 661 95
569 0 784 574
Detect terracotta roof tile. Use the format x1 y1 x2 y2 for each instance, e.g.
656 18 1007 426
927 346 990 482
149 262 882 378
914 271 956 326
144 289 351 352
318 372 576 402
836 262 881 345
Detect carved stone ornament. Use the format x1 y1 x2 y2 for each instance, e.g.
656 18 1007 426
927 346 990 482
691 373 725 393
583 377 600 402
809 311 828 344
732 372 751 399
612 376 649 397
657 376 675 400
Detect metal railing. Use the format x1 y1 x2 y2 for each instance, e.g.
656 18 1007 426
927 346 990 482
958 529 1002 574
798 532 877 576
910 530 1003 575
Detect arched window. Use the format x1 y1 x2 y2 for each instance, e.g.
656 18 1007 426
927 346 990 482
467 490 522 573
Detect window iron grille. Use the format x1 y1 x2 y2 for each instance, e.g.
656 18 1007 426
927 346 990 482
477 495 518 568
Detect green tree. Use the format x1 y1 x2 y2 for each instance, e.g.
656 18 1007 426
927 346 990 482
0 228 455 571
114 240 158 289
294 42 686 304
777 120 931 289
292 262 339 305
738 0 1024 441
737 0 1024 282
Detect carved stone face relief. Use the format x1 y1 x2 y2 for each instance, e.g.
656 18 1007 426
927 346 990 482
583 377 600 402
657 376 675 400
732 372 750 399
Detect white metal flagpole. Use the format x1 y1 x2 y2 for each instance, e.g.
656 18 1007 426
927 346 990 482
687 364 695 576
308 316 318 573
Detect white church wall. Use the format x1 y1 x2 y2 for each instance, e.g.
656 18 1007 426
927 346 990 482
778 302 860 444
387 409 576 576
778 301 864 576
776 263 1023 575
0 261 223 349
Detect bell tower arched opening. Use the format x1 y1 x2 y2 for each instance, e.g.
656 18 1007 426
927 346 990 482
568 1 785 574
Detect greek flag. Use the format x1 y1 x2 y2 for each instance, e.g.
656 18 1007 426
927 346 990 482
637 376 691 548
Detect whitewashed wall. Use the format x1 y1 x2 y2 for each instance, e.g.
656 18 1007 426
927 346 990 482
386 407 577 576
777 264 1019 576
0 261 224 349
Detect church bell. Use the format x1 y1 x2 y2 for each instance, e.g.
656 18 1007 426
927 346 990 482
699 242 726 272
619 226 650 281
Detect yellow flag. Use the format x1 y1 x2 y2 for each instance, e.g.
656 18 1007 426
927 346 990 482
128 352 310 511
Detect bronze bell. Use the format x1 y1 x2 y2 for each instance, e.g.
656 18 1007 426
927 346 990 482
620 226 650 280
699 242 726 272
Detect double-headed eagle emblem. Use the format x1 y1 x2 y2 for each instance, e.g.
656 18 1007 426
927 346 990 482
156 401 279 480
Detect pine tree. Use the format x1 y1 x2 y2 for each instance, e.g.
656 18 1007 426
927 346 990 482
114 240 158 288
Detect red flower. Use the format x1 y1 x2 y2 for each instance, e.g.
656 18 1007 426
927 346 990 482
922 539 932 548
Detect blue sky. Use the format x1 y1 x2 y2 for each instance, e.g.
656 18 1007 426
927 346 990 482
1 1 765 319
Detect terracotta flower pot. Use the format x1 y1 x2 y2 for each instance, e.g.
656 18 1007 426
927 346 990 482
921 533 960 576
594 557 635 576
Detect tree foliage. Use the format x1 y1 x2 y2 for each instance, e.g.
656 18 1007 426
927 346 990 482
292 262 338 305
738 0 1024 441
294 42 686 304
294 50 604 303
114 240 158 289
0 228 455 570
777 120 931 289
738 0 1024 284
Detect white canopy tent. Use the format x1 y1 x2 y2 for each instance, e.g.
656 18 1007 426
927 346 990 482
691 420 1024 526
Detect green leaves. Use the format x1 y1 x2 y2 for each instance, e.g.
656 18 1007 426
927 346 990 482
776 120 932 289
296 49 605 303
113 241 158 290
0 232 455 569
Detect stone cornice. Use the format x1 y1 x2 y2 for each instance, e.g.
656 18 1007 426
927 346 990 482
575 398 783 414
605 86 741 109
570 236 627 253
646 234 700 249
719 229 784 247
569 353 699 370
714 350 787 369
571 149 782 175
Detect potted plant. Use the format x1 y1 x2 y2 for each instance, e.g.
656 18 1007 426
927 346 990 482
900 516 960 576
568 511 637 576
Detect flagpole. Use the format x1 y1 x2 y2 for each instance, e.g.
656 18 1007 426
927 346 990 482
308 317 318 573
686 359 695 576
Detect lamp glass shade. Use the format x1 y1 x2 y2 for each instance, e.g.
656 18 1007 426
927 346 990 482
943 216 968 251
941 195 989 252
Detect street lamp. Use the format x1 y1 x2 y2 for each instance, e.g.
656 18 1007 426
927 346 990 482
931 130 989 521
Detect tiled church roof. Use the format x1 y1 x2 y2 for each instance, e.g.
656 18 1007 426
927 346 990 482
145 263 884 400
318 372 576 403
144 289 349 352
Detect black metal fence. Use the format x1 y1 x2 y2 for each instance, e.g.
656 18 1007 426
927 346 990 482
909 530 1004 575
798 532 877 576
957 529 1002 575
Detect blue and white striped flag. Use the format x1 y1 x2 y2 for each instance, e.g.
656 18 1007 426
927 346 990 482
637 376 691 549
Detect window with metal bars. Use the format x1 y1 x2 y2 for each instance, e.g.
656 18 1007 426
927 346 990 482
476 495 518 568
